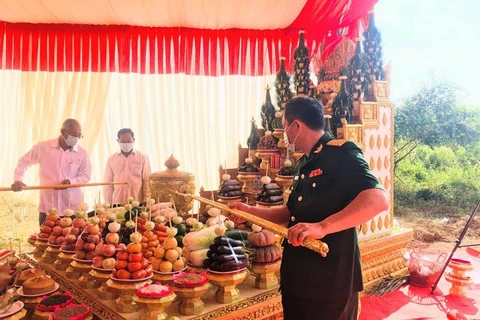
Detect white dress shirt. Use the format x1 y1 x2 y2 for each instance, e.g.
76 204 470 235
104 150 151 205
14 137 92 215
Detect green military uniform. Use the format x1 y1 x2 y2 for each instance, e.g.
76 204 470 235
281 131 383 318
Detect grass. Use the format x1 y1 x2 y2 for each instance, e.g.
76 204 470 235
0 194 38 252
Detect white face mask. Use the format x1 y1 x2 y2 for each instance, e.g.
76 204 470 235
284 122 300 152
64 135 79 147
119 143 134 153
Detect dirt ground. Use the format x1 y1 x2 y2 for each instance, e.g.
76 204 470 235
0 194 478 255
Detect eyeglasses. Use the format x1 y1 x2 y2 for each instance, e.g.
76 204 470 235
67 132 84 139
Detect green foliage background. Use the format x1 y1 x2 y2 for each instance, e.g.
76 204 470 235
394 78 480 215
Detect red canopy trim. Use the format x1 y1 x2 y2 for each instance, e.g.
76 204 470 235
0 0 378 76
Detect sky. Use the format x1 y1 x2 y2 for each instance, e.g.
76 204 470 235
374 0 480 106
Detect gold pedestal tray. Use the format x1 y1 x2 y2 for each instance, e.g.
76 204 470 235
152 272 176 286
53 251 74 270
207 269 248 304
217 197 243 206
32 308 50 320
236 173 260 194
41 245 60 264
70 260 97 289
33 240 48 258
173 283 211 316
272 129 286 149
186 264 207 274
0 308 27 320
250 259 281 290
106 277 152 314
89 268 117 300
21 296 45 311
275 175 293 192
132 292 176 320
255 151 278 170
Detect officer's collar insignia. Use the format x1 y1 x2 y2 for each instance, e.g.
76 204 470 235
314 144 323 153
309 168 323 178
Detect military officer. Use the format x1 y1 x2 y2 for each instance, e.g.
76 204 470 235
230 96 388 320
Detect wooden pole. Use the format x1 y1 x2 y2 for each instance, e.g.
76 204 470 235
175 191 329 257
1 182 129 192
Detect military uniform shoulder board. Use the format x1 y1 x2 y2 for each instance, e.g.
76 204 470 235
327 139 348 147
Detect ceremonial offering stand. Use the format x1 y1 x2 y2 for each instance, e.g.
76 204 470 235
41 245 60 264
250 259 281 290
106 277 152 313
70 260 97 289
132 292 176 320
207 269 248 304
53 251 75 270
173 283 211 316
89 268 117 300
445 258 474 297
33 239 48 259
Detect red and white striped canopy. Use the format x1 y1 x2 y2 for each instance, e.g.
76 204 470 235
0 0 378 75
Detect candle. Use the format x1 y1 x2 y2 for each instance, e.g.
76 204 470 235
51 191 54 208
224 161 227 174
68 197 71 210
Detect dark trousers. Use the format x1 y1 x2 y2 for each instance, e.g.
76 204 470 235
282 292 359 320
39 212 47 226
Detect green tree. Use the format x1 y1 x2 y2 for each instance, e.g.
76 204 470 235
394 78 479 169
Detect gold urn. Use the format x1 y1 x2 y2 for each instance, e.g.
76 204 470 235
149 155 195 214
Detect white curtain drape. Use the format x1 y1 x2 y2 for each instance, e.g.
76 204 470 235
1 69 276 210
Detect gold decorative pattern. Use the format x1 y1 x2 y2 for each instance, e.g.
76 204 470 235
384 135 389 148
384 156 389 170
382 112 388 127
357 225 362 234
376 156 382 171
359 102 379 128
369 157 375 171
384 176 390 191
384 212 390 229
377 216 383 231
370 219 376 233
362 223 368 235
376 135 382 149
369 136 375 149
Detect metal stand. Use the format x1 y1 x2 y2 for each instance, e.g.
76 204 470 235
431 201 480 294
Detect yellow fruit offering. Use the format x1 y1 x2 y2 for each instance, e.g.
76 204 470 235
159 260 173 273
172 259 185 271
165 249 179 262
163 237 178 250
154 247 165 259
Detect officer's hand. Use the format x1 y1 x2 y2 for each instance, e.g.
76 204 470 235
55 179 71 190
227 202 253 224
288 222 328 247
11 181 26 192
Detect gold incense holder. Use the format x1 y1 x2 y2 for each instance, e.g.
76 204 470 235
445 258 475 297
250 259 281 290
41 245 60 264
89 268 117 300
255 151 278 170
33 240 48 258
132 292 176 320
54 251 74 270
236 173 260 194
70 261 97 289
106 278 152 314
272 129 286 149
207 269 248 304
173 283 211 316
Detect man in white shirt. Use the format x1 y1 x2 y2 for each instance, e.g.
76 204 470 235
12 119 92 225
104 128 151 206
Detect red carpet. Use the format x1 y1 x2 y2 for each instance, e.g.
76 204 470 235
359 249 480 320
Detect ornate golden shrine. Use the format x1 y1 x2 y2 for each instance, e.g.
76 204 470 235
335 75 413 291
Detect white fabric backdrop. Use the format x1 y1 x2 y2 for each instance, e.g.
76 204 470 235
0 69 277 210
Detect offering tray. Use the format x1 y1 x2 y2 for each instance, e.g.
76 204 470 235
132 291 176 320
106 277 152 314
249 259 281 289
89 268 117 300
206 268 248 304
53 250 75 270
